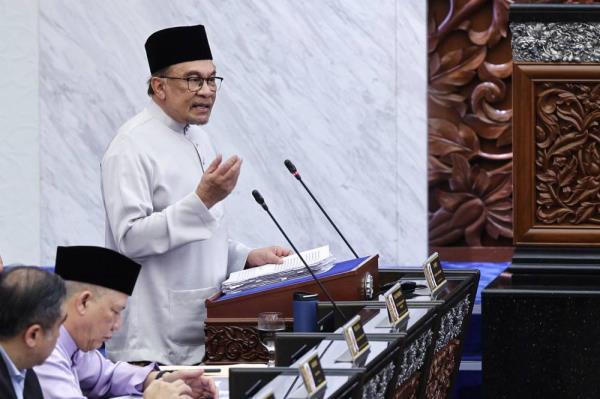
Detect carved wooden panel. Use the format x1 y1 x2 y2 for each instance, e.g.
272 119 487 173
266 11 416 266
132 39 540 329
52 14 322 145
391 372 420 399
428 0 514 251
536 83 600 224
204 323 269 364
513 64 600 245
425 339 461 399
204 318 294 364
427 0 595 257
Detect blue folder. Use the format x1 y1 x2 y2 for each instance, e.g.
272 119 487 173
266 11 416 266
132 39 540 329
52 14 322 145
216 256 370 302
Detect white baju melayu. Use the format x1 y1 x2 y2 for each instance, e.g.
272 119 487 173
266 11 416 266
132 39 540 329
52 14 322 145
101 100 250 365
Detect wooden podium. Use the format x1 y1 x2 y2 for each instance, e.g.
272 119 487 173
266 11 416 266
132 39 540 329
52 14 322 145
203 255 379 364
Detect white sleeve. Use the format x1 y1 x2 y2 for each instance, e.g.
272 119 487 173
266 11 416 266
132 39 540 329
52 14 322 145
101 137 219 259
227 239 252 274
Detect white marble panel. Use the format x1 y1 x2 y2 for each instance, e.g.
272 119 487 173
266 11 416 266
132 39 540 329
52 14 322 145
40 0 427 266
396 0 428 265
0 0 40 265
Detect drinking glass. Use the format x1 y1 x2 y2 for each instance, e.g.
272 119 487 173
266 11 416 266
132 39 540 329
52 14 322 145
257 312 285 366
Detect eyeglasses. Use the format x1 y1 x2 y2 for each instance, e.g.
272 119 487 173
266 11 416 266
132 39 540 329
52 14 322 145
160 75 224 92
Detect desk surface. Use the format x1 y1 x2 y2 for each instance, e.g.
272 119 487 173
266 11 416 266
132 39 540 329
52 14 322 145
251 374 352 399
360 302 432 334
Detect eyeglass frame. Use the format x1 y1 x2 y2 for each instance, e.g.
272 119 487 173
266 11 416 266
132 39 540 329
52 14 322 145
159 75 224 92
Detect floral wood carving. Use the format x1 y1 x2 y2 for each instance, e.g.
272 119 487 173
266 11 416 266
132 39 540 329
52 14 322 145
428 0 513 247
391 372 420 399
535 83 600 224
204 325 268 363
425 339 460 399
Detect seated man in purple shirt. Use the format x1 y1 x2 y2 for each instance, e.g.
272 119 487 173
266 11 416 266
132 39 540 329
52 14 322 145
0 267 66 399
34 246 216 399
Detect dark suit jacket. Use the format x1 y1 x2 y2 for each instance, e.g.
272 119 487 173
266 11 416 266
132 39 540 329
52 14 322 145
0 352 44 399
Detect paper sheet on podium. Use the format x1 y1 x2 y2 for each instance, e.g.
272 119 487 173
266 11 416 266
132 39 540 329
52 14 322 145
221 245 335 294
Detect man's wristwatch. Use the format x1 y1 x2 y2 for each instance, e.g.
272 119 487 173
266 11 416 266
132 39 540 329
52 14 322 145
155 370 173 380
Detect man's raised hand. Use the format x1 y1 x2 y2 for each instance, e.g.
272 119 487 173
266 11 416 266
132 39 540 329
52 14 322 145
196 154 242 209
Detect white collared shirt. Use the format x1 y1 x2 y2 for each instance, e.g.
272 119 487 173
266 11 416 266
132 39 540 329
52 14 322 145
0 343 27 399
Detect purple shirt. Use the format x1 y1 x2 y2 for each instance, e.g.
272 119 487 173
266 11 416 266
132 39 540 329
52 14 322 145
34 326 154 399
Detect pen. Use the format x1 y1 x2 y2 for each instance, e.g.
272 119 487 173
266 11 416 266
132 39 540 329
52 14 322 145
202 368 221 373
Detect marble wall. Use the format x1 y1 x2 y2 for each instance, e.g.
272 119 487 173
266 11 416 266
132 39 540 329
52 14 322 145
36 0 427 266
0 0 40 265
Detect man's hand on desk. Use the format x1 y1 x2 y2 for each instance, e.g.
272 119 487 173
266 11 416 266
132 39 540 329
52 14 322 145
246 246 292 268
144 379 193 399
145 369 218 399
162 369 218 399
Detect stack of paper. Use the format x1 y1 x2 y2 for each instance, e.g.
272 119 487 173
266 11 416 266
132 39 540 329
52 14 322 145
221 245 336 294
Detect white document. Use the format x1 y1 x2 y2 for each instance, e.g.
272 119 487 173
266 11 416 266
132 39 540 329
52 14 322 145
226 245 332 283
222 245 335 293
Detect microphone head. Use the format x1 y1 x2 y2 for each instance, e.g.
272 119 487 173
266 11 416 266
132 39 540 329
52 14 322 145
252 189 265 205
284 159 297 174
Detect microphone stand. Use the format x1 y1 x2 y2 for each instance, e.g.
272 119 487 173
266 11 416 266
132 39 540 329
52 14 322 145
252 190 347 323
284 159 359 259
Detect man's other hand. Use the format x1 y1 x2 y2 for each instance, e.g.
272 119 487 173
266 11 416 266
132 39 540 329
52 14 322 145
246 246 292 268
196 154 242 209
144 379 193 399
164 369 218 399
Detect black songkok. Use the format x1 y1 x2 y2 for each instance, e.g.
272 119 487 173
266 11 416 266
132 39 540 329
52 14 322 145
145 24 213 74
55 246 141 296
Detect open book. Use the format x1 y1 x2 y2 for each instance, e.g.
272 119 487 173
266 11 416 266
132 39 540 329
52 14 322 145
221 245 335 294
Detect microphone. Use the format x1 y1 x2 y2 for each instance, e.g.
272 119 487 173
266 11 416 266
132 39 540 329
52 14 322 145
252 189 268 210
251 189 347 323
284 159 359 259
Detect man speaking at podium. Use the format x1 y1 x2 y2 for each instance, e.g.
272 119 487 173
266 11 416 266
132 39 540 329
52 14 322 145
101 24 290 365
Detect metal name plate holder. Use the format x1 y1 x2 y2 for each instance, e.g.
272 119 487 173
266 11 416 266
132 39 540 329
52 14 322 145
335 315 371 363
375 282 410 329
423 252 448 296
287 350 327 399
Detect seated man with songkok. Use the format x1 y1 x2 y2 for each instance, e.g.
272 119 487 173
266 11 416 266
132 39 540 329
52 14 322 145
34 246 217 399
0 267 66 399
